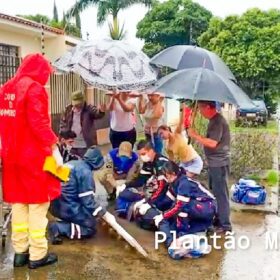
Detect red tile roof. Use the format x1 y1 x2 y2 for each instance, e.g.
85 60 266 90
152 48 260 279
0 13 64 35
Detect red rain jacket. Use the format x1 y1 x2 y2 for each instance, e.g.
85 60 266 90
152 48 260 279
0 54 61 203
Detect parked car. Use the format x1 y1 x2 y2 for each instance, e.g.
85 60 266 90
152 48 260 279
236 100 268 127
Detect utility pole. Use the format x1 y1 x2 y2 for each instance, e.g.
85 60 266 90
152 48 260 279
189 20 193 45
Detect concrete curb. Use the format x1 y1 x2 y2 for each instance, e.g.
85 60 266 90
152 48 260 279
230 186 278 215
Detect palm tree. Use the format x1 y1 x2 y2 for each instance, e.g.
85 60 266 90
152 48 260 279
66 0 153 40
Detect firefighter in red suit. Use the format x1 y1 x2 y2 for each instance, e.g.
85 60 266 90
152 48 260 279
0 53 61 269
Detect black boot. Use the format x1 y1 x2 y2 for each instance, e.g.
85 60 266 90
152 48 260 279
48 223 63 245
14 251 29 267
28 253 58 269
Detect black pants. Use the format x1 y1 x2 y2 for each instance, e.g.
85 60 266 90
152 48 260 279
208 165 231 230
110 128 137 149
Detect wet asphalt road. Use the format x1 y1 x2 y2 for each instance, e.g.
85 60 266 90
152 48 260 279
1 210 280 280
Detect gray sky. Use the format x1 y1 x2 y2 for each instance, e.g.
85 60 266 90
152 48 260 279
1 0 280 49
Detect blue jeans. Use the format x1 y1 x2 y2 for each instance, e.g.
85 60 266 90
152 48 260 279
145 133 163 154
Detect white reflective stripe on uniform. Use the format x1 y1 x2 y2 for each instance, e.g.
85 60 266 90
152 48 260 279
92 206 103 216
157 175 167 181
178 212 188 218
78 191 95 198
140 169 152 175
158 157 169 161
166 191 175 201
75 224 81 239
189 178 215 200
70 223 75 239
177 195 190 203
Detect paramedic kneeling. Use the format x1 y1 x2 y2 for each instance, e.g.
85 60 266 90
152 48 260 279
49 147 113 243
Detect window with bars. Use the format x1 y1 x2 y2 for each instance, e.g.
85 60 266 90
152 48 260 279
0 43 20 85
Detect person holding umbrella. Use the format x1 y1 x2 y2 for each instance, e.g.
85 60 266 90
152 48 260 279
187 101 232 233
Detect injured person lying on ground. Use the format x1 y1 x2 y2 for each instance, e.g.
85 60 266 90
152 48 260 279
48 147 114 244
114 139 172 220
113 140 217 259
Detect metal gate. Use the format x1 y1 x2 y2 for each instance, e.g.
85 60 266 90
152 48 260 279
0 44 20 86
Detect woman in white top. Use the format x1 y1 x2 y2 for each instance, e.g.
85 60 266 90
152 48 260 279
108 92 137 148
138 92 164 153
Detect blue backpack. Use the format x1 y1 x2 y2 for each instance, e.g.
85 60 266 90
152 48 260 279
231 179 266 205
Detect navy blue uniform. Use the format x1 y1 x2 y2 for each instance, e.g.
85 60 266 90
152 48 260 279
116 154 172 218
50 149 105 240
161 174 216 244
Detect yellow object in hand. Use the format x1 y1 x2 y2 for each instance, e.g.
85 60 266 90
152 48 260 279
43 156 70 182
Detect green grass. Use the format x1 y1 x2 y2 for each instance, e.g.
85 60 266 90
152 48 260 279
230 120 279 135
265 170 279 186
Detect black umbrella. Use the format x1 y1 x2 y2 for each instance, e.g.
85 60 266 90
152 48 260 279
151 68 254 108
150 45 236 82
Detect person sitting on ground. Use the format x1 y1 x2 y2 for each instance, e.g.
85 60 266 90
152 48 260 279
97 141 139 201
49 147 113 244
138 92 165 154
153 161 217 248
115 140 172 220
57 130 80 163
157 103 203 178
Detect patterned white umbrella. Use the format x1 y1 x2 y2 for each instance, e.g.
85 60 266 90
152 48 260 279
54 39 157 92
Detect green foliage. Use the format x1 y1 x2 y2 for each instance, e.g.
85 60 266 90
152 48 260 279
17 14 50 25
265 170 279 186
264 93 278 116
17 13 81 38
191 111 208 160
66 0 152 39
245 174 262 183
230 120 278 135
50 20 81 37
75 12 81 31
108 18 126 40
230 132 277 179
136 0 212 57
198 8 280 113
240 169 278 186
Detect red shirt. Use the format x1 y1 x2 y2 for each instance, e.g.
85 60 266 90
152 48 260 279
184 107 192 129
